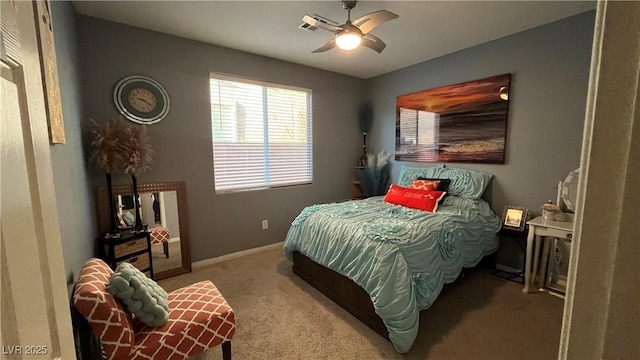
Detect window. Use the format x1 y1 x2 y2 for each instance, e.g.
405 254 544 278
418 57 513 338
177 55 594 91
210 74 313 192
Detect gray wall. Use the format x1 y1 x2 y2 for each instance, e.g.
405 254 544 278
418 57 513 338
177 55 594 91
76 15 366 261
74 11 594 268
50 2 96 283
367 12 595 217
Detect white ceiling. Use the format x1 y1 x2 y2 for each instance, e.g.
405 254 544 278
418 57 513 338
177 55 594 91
72 1 595 79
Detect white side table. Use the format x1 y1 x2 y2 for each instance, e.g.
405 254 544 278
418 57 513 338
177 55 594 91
523 216 573 293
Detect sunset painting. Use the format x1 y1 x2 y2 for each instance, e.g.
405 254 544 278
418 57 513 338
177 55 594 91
395 74 511 163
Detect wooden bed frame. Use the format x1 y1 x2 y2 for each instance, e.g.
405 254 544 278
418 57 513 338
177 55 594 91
292 251 388 337
292 250 492 340
291 185 497 340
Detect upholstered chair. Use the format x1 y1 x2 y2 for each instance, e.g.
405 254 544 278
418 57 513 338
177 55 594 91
72 258 235 360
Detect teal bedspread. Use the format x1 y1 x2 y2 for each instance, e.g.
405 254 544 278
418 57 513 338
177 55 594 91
283 196 501 353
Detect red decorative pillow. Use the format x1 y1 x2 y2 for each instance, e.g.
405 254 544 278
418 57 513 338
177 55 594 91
408 179 440 191
383 184 446 212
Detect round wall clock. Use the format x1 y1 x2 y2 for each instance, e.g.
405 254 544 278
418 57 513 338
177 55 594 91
113 75 170 125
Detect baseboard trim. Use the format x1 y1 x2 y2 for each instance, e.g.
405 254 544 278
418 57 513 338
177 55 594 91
192 241 284 269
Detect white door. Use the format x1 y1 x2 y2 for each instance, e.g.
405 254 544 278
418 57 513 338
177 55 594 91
1 1 75 359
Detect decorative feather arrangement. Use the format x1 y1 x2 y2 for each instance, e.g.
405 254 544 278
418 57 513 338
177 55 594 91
121 123 154 230
88 117 155 234
88 117 131 235
88 117 128 174
359 150 391 197
122 124 154 176
358 101 373 134
357 102 374 166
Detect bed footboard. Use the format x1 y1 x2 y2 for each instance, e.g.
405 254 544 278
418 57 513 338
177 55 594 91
292 251 389 339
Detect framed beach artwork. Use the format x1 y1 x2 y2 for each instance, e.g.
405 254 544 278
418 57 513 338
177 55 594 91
395 74 511 163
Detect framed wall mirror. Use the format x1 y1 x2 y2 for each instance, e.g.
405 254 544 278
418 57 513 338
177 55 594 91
96 181 191 280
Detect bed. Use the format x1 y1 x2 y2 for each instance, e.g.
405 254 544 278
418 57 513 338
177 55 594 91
283 165 502 353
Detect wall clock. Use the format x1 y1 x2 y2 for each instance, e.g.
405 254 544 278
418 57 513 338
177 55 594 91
113 75 170 125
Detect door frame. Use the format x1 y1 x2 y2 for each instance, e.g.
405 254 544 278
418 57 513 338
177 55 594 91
560 0 640 358
1 1 75 358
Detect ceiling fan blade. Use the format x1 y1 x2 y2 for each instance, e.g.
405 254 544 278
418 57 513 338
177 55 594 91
362 33 387 53
312 38 337 53
352 10 399 34
303 15 342 33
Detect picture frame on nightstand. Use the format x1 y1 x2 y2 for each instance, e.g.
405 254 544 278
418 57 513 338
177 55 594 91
502 205 529 232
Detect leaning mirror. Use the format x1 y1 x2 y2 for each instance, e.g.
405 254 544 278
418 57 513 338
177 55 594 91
561 168 580 212
96 181 191 280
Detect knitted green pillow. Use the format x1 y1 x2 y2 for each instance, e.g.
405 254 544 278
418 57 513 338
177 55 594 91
106 262 169 327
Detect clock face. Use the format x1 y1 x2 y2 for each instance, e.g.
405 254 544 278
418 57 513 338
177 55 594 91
127 88 158 113
114 76 170 125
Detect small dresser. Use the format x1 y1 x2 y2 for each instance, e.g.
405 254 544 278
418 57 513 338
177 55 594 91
97 229 154 279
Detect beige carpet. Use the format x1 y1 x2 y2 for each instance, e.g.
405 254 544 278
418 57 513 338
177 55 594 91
160 247 564 360
152 240 182 273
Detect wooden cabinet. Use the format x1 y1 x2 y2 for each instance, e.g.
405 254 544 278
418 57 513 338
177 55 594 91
97 229 154 279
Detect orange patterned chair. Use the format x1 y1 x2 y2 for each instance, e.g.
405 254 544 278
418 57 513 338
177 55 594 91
149 226 171 258
72 258 235 360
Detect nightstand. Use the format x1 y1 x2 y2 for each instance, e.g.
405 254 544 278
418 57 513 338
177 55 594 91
97 229 154 279
492 226 528 284
523 216 573 294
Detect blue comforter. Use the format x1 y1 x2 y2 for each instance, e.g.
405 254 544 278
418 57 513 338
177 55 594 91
283 195 501 353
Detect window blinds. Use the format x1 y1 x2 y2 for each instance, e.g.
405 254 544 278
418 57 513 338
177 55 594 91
210 74 313 192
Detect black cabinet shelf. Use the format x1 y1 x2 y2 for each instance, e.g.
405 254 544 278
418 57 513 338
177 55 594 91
96 229 154 279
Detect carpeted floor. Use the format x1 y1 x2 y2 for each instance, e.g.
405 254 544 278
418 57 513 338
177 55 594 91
152 240 182 273
160 247 564 360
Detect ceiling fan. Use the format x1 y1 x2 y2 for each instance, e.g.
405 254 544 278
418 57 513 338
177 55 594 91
302 1 399 54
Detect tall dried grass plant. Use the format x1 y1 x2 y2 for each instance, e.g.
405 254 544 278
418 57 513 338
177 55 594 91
88 117 128 174
359 150 391 197
89 117 128 235
357 102 373 166
88 117 154 234
122 124 154 230
122 124 154 176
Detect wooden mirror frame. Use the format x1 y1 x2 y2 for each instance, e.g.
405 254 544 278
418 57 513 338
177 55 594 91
96 181 191 279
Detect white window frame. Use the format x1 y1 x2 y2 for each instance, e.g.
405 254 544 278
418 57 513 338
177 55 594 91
210 73 313 193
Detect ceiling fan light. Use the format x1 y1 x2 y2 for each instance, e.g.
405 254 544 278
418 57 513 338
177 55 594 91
336 31 362 50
